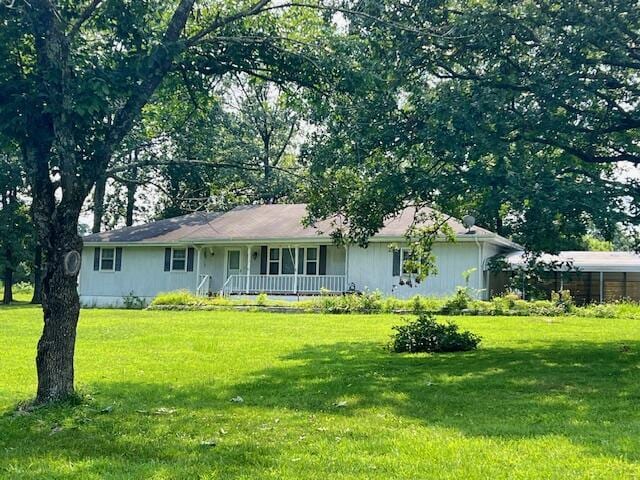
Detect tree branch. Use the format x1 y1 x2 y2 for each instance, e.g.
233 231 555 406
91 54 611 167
524 135 640 164
258 2 467 39
95 0 196 179
67 0 103 39
186 0 270 46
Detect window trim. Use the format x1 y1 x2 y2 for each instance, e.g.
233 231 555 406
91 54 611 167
265 246 319 276
227 249 241 272
171 247 187 272
224 248 242 278
305 247 318 276
268 247 281 275
400 248 417 276
99 247 116 272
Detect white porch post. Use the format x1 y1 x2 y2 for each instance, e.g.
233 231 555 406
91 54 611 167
294 245 299 294
599 271 604 303
246 246 251 294
195 247 201 294
344 244 349 291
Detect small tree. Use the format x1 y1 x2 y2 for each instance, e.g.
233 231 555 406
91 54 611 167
0 149 33 304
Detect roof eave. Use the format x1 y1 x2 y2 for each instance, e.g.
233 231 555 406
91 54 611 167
83 232 522 248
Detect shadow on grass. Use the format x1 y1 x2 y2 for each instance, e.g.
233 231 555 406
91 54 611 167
0 398 277 479
2 340 640 477
230 340 640 454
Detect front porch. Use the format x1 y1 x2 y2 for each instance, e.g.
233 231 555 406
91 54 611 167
220 274 347 295
193 243 348 296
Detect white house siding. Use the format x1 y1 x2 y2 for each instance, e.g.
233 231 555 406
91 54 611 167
200 246 229 292
346 241 493 299
79 246 198 307
80 243 348 305
203 244 345 280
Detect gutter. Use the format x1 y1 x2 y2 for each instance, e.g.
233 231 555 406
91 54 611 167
83 233 523 249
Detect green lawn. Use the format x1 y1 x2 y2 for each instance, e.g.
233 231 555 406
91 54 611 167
1 307 639 479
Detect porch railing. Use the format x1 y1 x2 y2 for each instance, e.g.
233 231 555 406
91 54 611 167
196 274 211 297
221 274 346 295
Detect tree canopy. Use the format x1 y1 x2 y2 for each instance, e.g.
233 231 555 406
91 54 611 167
304 0 640 252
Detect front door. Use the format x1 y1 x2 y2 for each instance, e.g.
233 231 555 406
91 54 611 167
226 249 242 279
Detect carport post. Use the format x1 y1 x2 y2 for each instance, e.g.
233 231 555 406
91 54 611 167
599 271 604 303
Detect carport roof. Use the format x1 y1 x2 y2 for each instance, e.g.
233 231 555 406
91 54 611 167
504 250 640 272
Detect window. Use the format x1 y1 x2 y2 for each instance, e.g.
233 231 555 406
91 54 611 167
306 247 318 275
282 247 296 275
228 250 240 272
264 247 320 275
269 248 280 275
100 248 115 271
172 248 187 271
401 248 418 276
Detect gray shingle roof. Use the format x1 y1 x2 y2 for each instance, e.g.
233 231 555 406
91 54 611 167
84 203 513 246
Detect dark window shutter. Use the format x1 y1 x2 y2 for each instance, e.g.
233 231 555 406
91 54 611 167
297 248 305 274
260 246 268 275
392 249 401 276
319 245 327 275
115 247 123 271
187 247 195 272
164 248 171 272
93 248 101 271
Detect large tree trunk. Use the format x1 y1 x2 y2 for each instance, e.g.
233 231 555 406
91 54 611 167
125 161 137 227
31 246 43 304
25 0 196 404
35 215 82 404
125 183 136 227
2 265 13 305
92 174 106 233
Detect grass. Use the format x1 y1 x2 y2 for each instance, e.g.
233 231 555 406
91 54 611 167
1 306 640 479
0 283 33 304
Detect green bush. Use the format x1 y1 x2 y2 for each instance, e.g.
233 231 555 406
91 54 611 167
551 290 575 312
382 296 405 313
147 289 640 319
256 292 269 306
575 303 617 318
464 293 567 317
358 290 383 313
612 301 640 319
122 291 146 309
308 291 384 314
492 293 519 313
526 300 564 316
310 294 342 313
441 287 473 314
151 290 199 306
391 313 481 353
